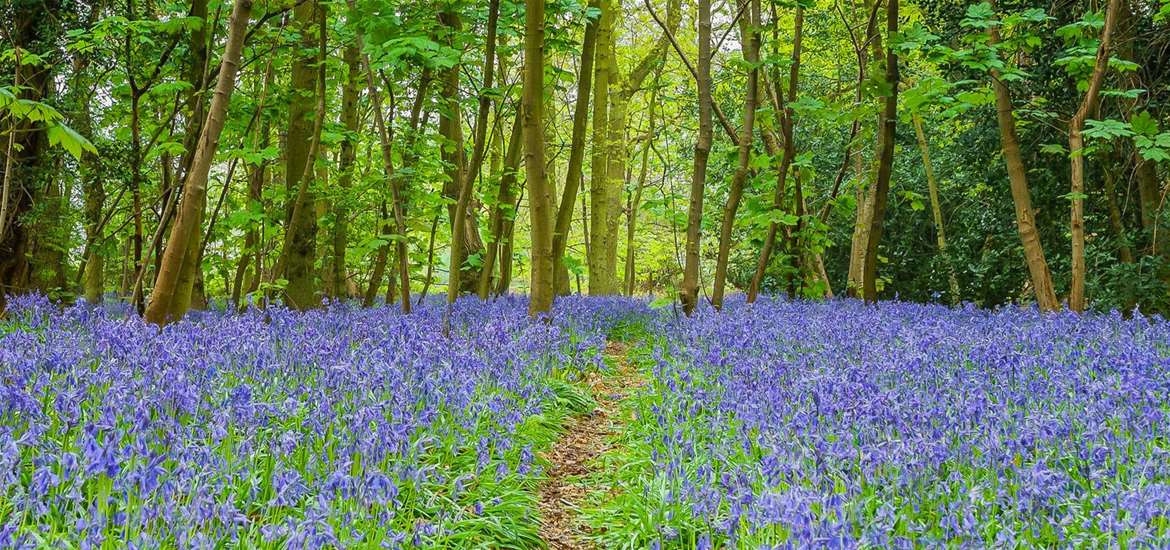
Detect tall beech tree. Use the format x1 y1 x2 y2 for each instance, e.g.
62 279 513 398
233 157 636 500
525 0 554 315
860 0 899 304
145 0 253 325
679 0 714 316
987 2 1061 311
1067 0 1120 312
711 0 760 310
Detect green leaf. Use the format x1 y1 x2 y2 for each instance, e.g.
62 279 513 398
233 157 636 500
46 123 97 159
1082 118 1135 140
960 3 996 29
1040 143 1068 155
1131 111 1160 137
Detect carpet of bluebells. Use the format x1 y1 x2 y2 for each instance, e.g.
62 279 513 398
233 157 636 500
5 293 1170 549
0 294 644 549
587 297 1170 548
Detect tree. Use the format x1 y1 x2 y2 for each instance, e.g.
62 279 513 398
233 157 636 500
525 0 555 315
712 0 760 310
587 0 615 295
447 0 500 305
679 0 714 316
552 0 601 296
282 0 324 310
987 2 1060 311
1067 0 1120 312
145 0 253 325
860 0 899 304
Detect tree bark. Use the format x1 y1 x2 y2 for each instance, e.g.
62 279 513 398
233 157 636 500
625 66 663 297
145 0 253 325
1067 0 1120 312
448 0 499 304
680 0 713 315
330 43 363 300
168 0 211 315
552 0 601 295
525 0 554 315
479 111 524 299
282 0 323 309
352 24 415 312
748 5 805 302
588 0 615 295
987 7 1060 311
860 0 899 304
712 0 760 309
912 113 961 303
232 61 274 307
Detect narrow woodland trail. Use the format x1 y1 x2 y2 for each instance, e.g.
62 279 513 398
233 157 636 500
538 340 643 549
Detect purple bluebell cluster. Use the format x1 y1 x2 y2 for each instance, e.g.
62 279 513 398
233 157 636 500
0 294 646 548
614 297 1170 548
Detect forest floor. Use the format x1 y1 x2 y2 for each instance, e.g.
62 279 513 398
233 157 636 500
538 340 642 549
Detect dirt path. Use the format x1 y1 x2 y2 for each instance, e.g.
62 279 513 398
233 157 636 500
537 340 642 549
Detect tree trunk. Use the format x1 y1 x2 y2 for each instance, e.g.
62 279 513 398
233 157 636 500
145 0 253 325
167 0 211 316
860 0 899 303
1103 155 1135 264
712 0 760 309
282 0 323 309
553 0 601 295
1067 0 1120 312
625 68 663 297
588 0 615 295
912 113 960 303
524 0 554 315
479 111 524 299
353 23 415 312
232 62 275 307
747 5 804 302
988 8 1060 311
330 43 362 300
603 65 628 293
446 0 498 305
680 0 713 315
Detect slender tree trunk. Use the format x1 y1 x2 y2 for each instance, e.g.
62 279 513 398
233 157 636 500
860 0 899 304
712 0 760 309
364 202 391 307
355 44 414 312
625 68 663 296
841 0 880 299
145 0 253 325
168 0 211 315
418 214 440 305
987 7 1060 311
479 112 524 299
680 0 713 315
232 62 275 307
496 190 522 296
525 0 554 315
1103 155 1135 264
330 43 363 300
68 55 106 304
1067 0 1120 312
552 0 601 295
448 0 499 304
747 5 804 302
588 0 615 295
912 113 960 303
603 69 627 293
